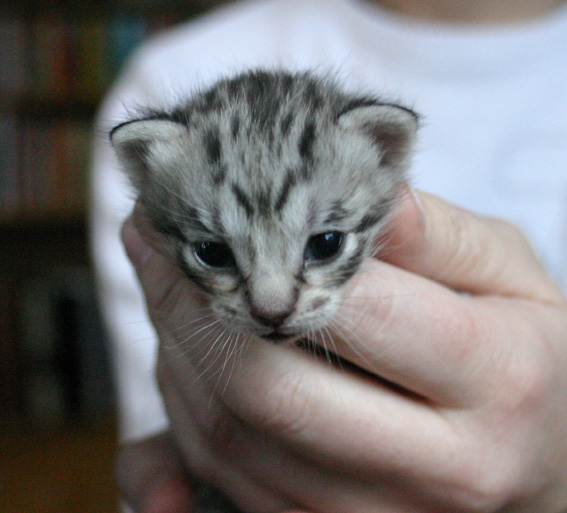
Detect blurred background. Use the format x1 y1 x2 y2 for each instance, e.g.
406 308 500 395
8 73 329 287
0 1 227 511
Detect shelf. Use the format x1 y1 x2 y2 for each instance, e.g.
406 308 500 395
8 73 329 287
0 209 87 233
0 0 225 19
1 94 100 118
0 0 226 428
1 416 119 513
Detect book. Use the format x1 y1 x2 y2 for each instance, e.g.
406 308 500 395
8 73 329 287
0 17 25 96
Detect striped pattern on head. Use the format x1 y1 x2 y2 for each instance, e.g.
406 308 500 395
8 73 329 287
111 70 418 341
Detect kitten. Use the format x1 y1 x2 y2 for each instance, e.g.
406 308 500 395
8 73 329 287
111 69 417 343
110 69 417 511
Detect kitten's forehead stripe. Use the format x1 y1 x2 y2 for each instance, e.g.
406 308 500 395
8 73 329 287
354 201 391 233
226 77 241 99
355 212 383 233
304 80 322 110
155 220 188 242
258 188 272 217
231 116 240 140
212 165 227 186
200 88 223 114
231 183 254 218
211 205 226 237
299 162 313 182
182 205 212 235
244 72 283 132
325 201 349 224
274 169 297 213
298 121 316 163
280 111 294 137
280 73 294 94
204 128 222 164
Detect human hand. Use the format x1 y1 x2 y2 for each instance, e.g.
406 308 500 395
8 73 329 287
115 432 195 513
120 190 567 513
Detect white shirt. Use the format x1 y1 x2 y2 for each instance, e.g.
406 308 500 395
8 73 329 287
91 0 567 441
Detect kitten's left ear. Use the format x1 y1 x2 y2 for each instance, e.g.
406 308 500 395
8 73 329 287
338 103 418 168
110 118 187 190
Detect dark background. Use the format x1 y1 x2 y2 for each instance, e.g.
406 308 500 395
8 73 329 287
0 1 228 511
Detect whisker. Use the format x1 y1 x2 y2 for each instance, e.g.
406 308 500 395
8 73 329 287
196 326 232 379
173 321 223 360
329 311 374 363
219 332 243 396
165 311 218 335
321 324 344 371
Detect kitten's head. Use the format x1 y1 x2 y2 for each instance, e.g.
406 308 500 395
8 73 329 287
111 70 417 342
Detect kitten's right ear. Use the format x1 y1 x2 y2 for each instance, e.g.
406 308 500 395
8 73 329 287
110 119 187 189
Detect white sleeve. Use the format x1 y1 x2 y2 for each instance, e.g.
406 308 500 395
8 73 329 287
90 53 169 442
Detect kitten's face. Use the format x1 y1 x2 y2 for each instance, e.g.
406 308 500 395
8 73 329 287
111 71 417 342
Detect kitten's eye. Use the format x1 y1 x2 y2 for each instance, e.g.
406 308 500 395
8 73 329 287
194 241 236 269
305 231 344 262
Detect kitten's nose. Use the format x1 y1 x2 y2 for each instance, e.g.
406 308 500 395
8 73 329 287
250 307 293 329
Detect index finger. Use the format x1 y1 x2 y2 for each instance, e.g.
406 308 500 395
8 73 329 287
382 190 565 305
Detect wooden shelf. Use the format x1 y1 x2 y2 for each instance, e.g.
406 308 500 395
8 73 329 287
0 209 87 231
1 416 119 513
1 94 100 118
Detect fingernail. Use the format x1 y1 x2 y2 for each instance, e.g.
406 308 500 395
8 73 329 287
121 217 153 270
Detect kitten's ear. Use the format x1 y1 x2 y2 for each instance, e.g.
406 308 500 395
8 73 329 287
110 119 187 189
338 104 418 168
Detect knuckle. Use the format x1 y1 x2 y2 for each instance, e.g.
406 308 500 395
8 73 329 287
206 408 243 458
493 217 528 248
254 368 314 438
491 310 551 412
445 455 520 512
502 351 549 414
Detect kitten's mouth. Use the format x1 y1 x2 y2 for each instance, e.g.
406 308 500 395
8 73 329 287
262 331 299 343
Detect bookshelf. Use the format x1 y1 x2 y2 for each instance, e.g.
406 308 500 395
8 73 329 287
0 0 227 421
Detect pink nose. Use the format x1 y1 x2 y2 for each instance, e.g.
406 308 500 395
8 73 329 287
250 308 293 328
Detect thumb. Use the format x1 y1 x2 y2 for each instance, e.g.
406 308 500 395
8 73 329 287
121 204 208 326
141 474 196 513
382 189 564 304
116 433 196 513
